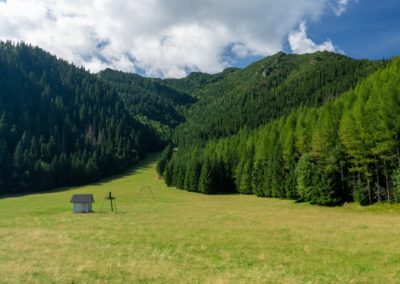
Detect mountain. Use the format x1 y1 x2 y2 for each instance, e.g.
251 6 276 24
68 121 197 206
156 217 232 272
163 67 240 98
0 42 166 194
158 52 400 206
172 51 386 145
1 41 398 206
98 69 196 140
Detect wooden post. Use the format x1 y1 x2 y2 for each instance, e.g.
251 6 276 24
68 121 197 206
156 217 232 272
109 192 114 212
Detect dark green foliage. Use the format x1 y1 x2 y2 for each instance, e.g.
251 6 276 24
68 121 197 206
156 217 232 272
0 42 163 194
198 159 215 194
392 168 400 203
187 160 202 192
99 69 196 140
238 161 253 194
164 68 239 98
252 160 266 197
295 154 314 201
156 144 173 175
164 161 174 187
162 52 400 206
173 52 385 146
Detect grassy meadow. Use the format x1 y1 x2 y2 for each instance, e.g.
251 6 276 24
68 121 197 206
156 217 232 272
1 153 400 283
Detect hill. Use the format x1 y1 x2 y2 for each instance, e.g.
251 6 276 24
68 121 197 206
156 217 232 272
170 52 385 145
158 53 400 206
98 69 196 140
0 42 167 194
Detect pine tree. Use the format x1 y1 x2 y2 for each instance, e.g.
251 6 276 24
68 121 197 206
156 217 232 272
239 161 253 194
295 153 314 202
188 161 201 192
252 160 266 197
164 161 174 187
198 159 215 194
157 144 173 175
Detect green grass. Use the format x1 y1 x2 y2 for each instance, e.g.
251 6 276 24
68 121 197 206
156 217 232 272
1 153 400 283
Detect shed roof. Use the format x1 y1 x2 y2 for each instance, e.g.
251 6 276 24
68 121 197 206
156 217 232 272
70 194 94 203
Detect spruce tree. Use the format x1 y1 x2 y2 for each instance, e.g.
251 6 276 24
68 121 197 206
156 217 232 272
198 159 214 194
252 160 266 197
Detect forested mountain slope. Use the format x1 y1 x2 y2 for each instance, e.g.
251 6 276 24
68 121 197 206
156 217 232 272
172 52 386 145
158 54 400 206
164 67 240 98
98 69 196 140
0 42 165 194
0 41 395 204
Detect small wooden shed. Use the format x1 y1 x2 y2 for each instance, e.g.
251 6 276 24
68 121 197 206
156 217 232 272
70 194 94 213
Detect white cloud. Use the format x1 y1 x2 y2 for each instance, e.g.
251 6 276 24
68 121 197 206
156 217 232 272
331 0 350 16
288 22 336 54
0 0 345 78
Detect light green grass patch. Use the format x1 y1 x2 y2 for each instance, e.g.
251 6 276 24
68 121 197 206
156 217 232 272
1 153 400 283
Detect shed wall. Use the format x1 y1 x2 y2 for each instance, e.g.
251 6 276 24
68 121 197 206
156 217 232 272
73 203 92 213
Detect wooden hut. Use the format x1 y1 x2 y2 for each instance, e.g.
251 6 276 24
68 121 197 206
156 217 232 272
70 194 94 213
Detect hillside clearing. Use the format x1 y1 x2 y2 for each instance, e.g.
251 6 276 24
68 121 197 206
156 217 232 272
1 154 400 283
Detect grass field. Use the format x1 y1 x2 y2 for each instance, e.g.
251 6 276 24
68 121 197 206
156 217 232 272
1 153 400 283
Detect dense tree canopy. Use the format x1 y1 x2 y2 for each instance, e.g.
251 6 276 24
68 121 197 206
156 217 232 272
99 69 196 140
172 52 385 146
0 42 167 194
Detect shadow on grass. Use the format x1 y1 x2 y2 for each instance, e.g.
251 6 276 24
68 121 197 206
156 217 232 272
76 211 128 215
293 199 346 207
0 152 160 200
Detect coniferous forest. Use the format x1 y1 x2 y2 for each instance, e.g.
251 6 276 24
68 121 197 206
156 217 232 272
1 41 400 206
158 52 400 206
0 42 192 194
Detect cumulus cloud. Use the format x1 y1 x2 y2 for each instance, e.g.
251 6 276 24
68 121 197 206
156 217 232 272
288 22 336 54
0 0 347 78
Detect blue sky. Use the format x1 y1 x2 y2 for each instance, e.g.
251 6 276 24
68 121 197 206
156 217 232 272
0 0 398 77
236 1 400 68
307 0 400 60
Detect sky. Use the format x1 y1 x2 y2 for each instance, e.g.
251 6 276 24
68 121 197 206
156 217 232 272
0 0 399 78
